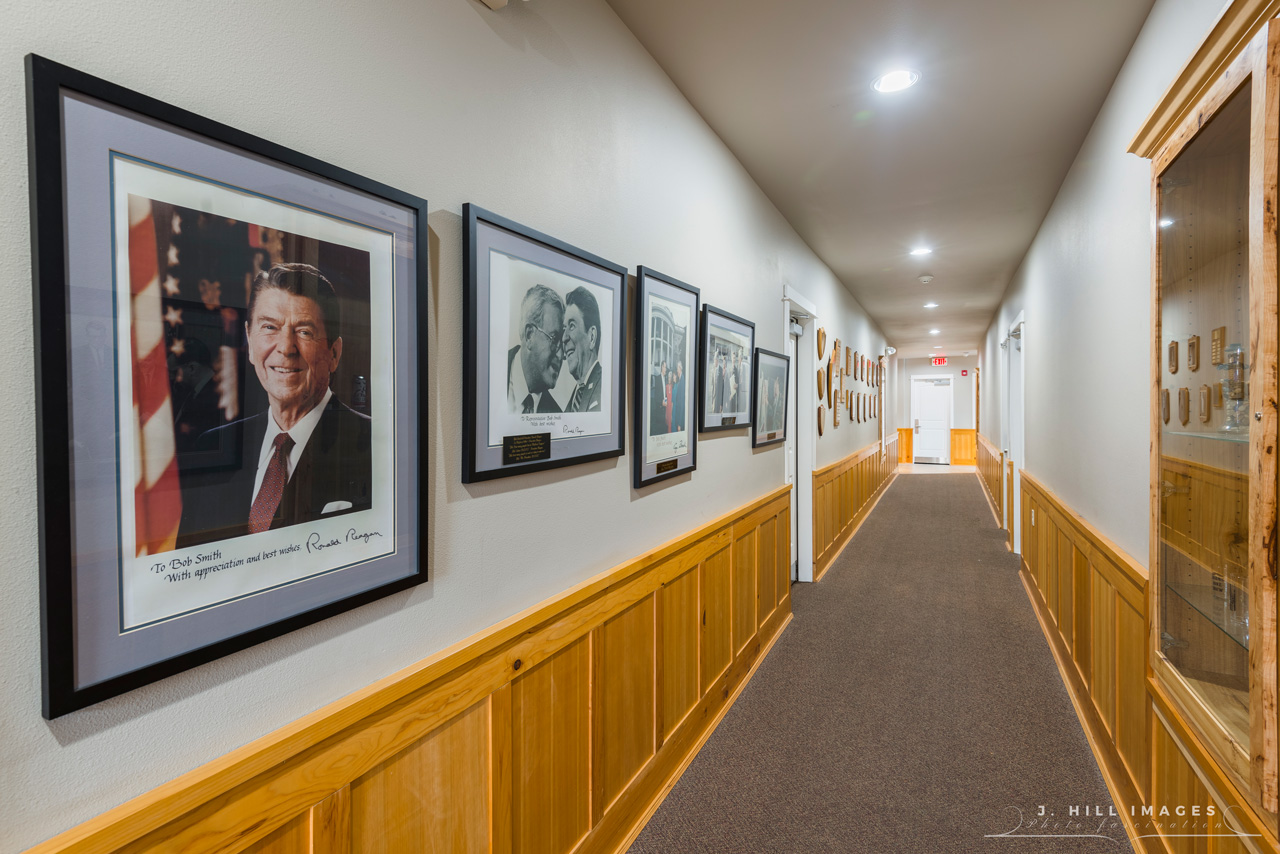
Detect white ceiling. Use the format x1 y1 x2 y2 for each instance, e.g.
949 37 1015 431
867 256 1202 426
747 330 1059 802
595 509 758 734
607 0 1157 357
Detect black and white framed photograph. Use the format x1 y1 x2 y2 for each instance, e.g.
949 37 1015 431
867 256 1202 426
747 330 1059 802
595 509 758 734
27 55 428 718
463 205 627 482
747 350 788 450
634 267 699 487
699 305 756 431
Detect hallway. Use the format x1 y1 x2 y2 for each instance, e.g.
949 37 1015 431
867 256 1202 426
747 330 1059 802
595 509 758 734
631 472 1127 853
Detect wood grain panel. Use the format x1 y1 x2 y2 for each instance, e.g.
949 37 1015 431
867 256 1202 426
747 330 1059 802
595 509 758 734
247 812 310 854
309 788 350 854
1074 544 1092 685
1058 530 1074 650
1117 599 1150 799
732 528 757 656
897 427 913 463
661 567 700 739
593 598 657 818
757 514 777 626
1091 568 1118 738
977 433 1003 527
512 638 590 854
812 440 896 580
701 546 732 693
949 428 977 466
773 505 789 612
351 701 489 854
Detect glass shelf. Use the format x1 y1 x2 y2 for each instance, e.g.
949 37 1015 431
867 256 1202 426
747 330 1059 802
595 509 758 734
1164 576 1249 649
1164 430 1249 444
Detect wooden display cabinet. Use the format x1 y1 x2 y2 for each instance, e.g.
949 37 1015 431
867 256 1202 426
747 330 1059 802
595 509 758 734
1149 18 1278 822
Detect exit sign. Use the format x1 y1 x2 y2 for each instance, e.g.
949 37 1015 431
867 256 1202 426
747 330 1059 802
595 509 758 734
931 357 948 366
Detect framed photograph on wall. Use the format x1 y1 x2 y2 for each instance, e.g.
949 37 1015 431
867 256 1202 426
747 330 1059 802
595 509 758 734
463 205 627 482
27 55 429 718
699 305 755 431
633 267 699 487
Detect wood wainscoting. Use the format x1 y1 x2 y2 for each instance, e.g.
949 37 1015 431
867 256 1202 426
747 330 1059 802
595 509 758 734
26 488 793 854
1018 471 1278 854
976 433 1003 527
812 438 897 582
897 427 913 464
949 429 977 466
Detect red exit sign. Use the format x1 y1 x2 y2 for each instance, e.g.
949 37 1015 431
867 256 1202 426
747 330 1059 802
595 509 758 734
931 357 948 366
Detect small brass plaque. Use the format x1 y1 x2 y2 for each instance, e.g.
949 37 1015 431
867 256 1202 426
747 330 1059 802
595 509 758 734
1168 340 1178 374
1199 385 1211 423
656 459 678 474
1188 335 1200 371
1212 326 1226 365
721 416 737 426
1213 384 1223 407
503 433 550 466
766 431 777 441
1161 389 1170 424
1178 387 1190 426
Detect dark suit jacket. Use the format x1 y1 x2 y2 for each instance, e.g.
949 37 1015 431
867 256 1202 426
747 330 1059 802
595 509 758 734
567 361 602 413
672 377 685 430
176 397 372 549
508 345 562 413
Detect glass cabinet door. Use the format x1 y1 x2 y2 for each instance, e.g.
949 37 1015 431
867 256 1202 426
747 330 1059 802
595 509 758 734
1156 78 1252 757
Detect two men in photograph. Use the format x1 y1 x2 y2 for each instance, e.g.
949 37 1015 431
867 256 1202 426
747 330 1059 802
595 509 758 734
507 283 603 415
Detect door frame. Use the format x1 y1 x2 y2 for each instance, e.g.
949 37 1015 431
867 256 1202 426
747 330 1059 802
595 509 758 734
910 373 955 464
783 284 817 582
1002 311 1026 553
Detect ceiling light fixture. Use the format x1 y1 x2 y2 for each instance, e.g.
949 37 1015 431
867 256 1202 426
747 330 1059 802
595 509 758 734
1159 218 1174 228
929 329 940 335
923 302 938 308
872 69 920 93
910 247 932 256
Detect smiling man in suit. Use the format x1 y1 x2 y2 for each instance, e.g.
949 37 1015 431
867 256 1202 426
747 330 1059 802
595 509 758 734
177 263 371 549
507 284 565 415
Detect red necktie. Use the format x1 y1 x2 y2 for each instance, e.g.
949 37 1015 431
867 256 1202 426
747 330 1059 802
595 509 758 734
249 433 294 534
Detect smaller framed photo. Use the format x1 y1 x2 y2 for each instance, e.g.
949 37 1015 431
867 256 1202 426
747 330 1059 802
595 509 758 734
634 267 699 487
699 305 755 431
463 205 628 482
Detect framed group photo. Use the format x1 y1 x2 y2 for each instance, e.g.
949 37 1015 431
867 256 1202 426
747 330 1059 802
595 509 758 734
634 267 699 487
699 305 755 431
462 205 627 482
28 55 429 717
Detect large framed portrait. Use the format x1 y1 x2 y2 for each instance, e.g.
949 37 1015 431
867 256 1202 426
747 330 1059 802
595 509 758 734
27 56 428 717
634 267 699 487
463 205 627 482
698 305 756 431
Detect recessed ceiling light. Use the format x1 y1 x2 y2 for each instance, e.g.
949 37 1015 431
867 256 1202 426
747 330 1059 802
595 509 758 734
929 329 940 335
910 247 932 256
1159 218 1174 228
872 69 920 93
933 346 943 350
923 302 938 308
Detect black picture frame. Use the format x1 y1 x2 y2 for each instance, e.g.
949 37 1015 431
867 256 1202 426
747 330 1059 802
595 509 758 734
698 305 756 432
27 55 429 718
463 204 627 482
752 348 791 448
633 267 699 487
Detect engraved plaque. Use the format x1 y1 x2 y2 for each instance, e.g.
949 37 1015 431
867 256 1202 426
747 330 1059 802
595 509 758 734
1177 387 1190 426
818 405 825 436
1199 385 1211 423
656 459 678 475
1169 340 1178 374
1188 335 1200 371
503 433 551 466
1212 325 1226 365
1161 389 1170 424
817 327 827 359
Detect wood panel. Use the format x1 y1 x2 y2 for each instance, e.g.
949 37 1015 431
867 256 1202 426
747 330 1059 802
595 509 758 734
351 702 489 854
512 638 591 854
897 427 912 463
592 599 656 820
811 440 897 581
660 567 700 740
977 432 1003 527
949 428 977 466
26 488 793 854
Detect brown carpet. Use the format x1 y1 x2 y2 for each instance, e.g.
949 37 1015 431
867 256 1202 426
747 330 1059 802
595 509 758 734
629 473 1132 853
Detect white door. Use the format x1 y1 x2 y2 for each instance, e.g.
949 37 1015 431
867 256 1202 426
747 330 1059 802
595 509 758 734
1007 317 1025 552
911 377 952 464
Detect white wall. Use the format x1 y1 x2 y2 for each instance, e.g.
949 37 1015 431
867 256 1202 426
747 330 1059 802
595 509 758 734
980 0 1225 565
0 0 885 849
811 314 889 469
